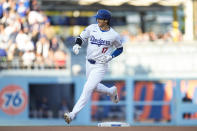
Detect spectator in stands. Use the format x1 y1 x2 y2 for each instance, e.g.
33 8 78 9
37 96 53 118
0 23 8 50
1 10 8 26
30 0 40 11
148 32 157 42
0 0 70 70
35 35 51 68
49 36 68 69
169 21 183 42
162 32 173 42
30 23 39 47
43 16 55 40
2 0 11 13
7 14 20 44
16 0 30 18
27 9 44 26
27 10 39 25
182 93 192 119
15 27 30 55
50 36 59 52
53 49 67 69
22 40 35 69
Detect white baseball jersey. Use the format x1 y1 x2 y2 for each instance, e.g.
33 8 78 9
80 24 122 61
69 24 122 120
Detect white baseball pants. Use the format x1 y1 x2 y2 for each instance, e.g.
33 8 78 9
69 60 113 119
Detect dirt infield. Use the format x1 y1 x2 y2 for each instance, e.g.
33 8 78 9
0 126 197 131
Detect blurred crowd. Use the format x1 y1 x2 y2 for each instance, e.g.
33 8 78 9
120 22 183 44
0 0 68 70
0 0 184 71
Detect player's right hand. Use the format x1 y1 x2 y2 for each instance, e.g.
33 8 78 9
73 44 81 55
97 55 113 64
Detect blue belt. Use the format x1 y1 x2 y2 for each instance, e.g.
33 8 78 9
88 59 96 64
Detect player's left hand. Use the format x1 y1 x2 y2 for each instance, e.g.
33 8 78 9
73 44 81 55
99 55 113 63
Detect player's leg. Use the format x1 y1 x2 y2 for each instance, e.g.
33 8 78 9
94 83 114 95
64 61 93 123
85 62 113 95
95 83 119 103
68 65 106 121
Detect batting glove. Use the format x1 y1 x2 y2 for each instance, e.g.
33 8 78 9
100 55 113 63
73 44 81 55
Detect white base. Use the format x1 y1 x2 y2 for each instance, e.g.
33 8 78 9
98 121 130 127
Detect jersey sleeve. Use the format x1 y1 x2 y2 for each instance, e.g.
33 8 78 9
79 25 92 42
113 34 123 48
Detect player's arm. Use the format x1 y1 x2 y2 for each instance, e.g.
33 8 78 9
102 47 123 63
111 46 123 58
111 34 123 58
101 34 123 63
100 47 123 63
73 25 91 55
75 36 83 46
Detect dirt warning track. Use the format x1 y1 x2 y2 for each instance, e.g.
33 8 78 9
0 126 197 131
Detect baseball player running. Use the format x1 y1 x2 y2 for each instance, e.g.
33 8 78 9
64 9 123 124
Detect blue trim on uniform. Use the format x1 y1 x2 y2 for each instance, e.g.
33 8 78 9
88 59 96 64
111 47 123 58
99 27 110 32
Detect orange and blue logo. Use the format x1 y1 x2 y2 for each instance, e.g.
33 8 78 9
0 85 28 115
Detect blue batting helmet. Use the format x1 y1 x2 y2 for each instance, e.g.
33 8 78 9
96 9 111 20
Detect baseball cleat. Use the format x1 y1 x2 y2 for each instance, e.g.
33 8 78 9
64 112 72 124
110 86 119 103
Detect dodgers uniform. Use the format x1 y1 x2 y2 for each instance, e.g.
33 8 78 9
64 9 123 124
